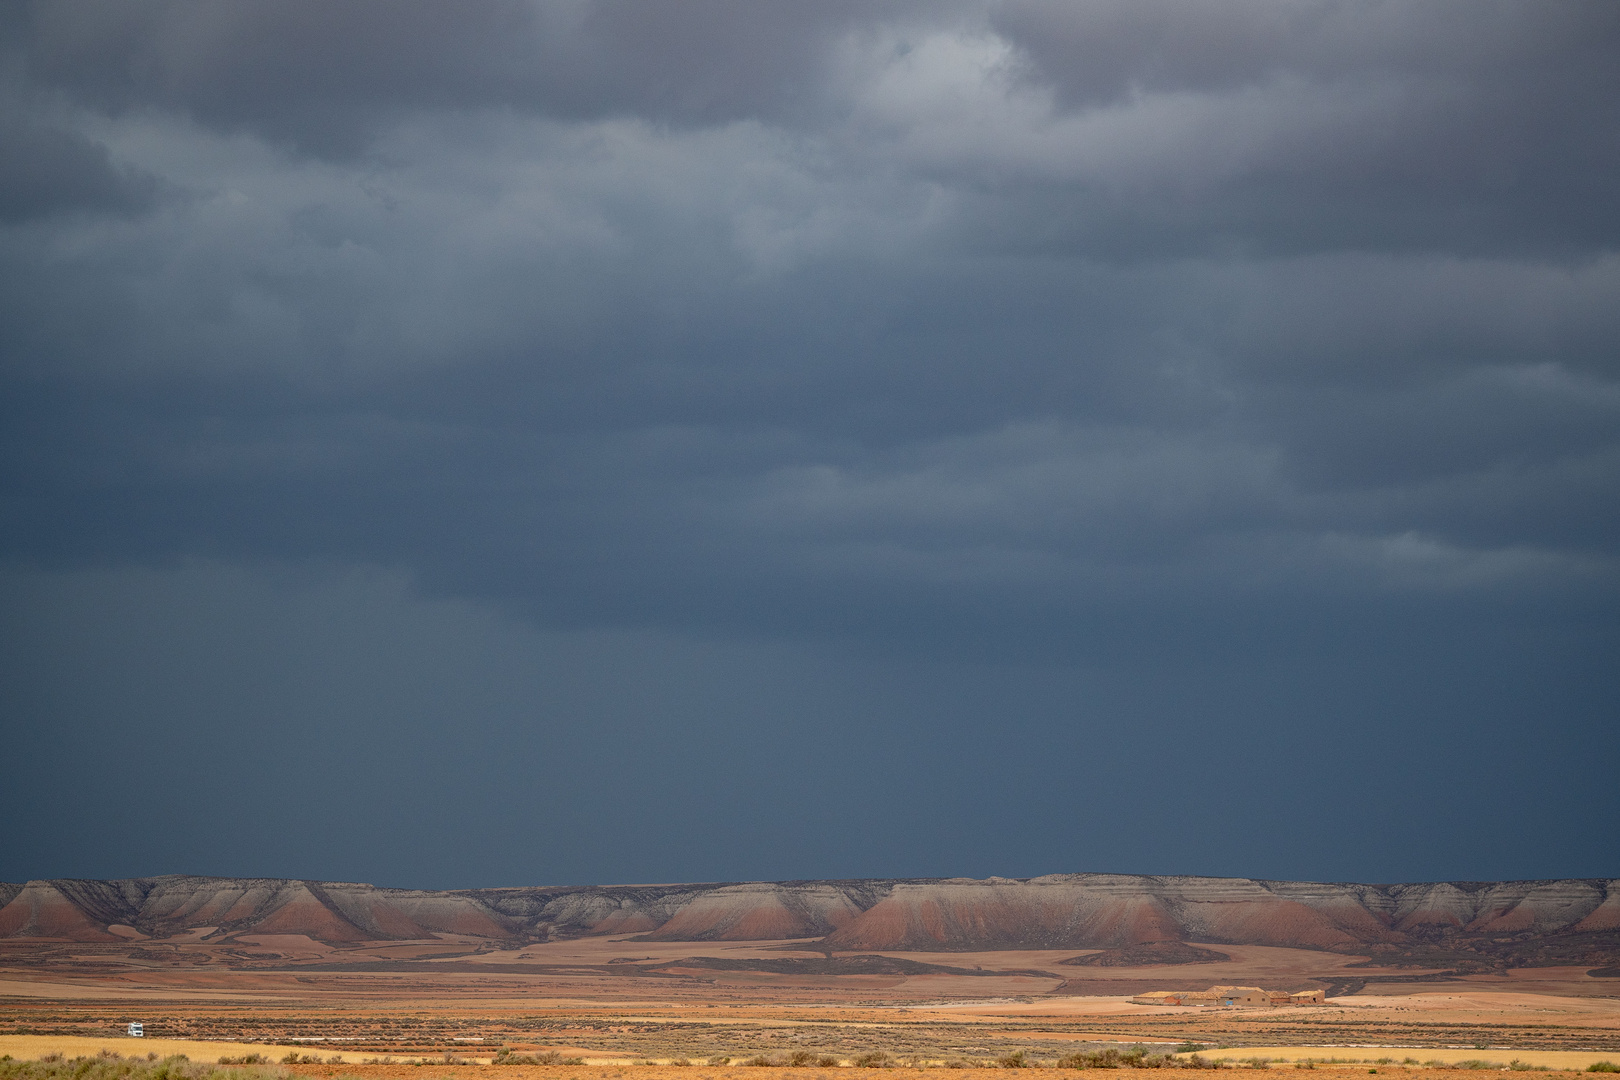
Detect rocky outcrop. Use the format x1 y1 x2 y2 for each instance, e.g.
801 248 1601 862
0 873 1615 964
0 881 124 941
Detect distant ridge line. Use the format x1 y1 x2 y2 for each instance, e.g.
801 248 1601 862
1 873 1616 965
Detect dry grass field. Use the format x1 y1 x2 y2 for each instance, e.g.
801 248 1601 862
0 1036 374 1064
2 933 1615 1073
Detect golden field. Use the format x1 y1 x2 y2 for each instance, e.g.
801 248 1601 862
2 933 1616 1074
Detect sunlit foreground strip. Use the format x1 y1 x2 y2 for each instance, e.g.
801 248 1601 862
0 1039 380 1065
1183 1049 1619 1071
2 1041 1617 1073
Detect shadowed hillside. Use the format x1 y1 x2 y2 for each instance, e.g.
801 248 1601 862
1 874 1616 969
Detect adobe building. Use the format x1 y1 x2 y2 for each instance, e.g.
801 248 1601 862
1132 984 1324 1007
1209 985 1270 1006
1130 990 1186 1005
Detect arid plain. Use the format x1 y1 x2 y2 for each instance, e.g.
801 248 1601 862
3 875 1617 1078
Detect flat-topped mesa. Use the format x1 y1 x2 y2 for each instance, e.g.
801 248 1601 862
0 873 1615 960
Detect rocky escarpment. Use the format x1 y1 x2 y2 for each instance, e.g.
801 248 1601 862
1 873 1616 969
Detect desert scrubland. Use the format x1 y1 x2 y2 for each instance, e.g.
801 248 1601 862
2 876 1616 1076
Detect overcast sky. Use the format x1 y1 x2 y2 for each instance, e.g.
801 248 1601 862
2 0 1617 891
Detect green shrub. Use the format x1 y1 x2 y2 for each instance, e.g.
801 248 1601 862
494 1049 574 1066
1061 1048 1119 1068
854 1051 894 1068
1058 1048 1224 1070
0 1051 285 1080
1587 1065 1619 1074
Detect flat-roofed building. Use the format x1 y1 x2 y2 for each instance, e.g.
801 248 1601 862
1208 985 1270 1007
1131 990 1188 1005
1133 984 1325 1007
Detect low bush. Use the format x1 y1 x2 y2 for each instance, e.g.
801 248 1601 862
493 1049 577 1065
272 1054 340 1067
1058 1049 1222 1070
1587 1065 1620 1074
496 1049 582 1065
853 1051 894 1068
0 1052 285 1080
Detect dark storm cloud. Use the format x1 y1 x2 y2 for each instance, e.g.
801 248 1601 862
0 117 158 220
2 0 1617 885
13 0 927 153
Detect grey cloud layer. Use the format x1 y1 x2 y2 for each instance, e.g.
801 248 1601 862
3 0 1618 649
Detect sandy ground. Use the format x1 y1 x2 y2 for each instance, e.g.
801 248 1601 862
2 1047 1614 1080
0 1035 374 1063
194 1067 1615 1080
1323 994 1620 1026
913 999 1168 1018
1187 1047 1620 1070
0 979 286 1002
4 936 1617 1066
5 934 1615 1007
3 1031 1617 1071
